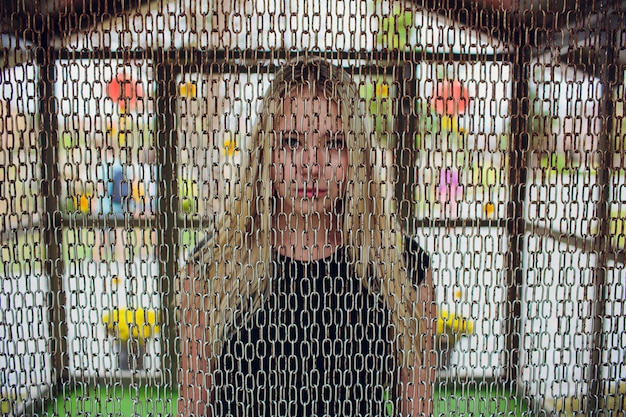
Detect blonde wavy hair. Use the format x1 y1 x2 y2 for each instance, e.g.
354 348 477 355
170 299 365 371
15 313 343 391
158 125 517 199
185 56 422 367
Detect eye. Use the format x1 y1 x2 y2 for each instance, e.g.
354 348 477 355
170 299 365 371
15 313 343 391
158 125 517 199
326 133 345 150
280 132 300 149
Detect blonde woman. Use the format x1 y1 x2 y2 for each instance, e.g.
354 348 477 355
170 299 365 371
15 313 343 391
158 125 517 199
179 57 436 416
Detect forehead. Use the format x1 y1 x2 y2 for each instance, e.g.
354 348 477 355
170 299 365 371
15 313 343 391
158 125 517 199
273 85 341 128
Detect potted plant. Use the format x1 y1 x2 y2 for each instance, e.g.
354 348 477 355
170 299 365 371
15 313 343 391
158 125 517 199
436 309 474 369
102 307 160 370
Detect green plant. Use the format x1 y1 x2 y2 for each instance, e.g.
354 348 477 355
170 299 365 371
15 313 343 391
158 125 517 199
179 177 198 214
376 5 413 50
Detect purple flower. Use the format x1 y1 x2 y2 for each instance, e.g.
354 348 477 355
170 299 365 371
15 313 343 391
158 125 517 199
439 168 463 204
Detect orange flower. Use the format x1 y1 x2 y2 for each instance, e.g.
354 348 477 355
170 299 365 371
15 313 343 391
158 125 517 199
430 80 468 116
107 73 143 112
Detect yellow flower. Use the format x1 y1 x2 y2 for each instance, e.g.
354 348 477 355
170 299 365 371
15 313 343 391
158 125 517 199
223 134 238 157
102 307 160 343
179 81 197 98
440 115 459 132
375 83 389 98
72 193 91 213
437 309 474 338
117 131 127 147
484 202 495 218
79 194 90 213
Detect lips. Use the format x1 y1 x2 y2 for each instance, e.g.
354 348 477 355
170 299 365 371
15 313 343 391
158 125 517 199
297 187 326 198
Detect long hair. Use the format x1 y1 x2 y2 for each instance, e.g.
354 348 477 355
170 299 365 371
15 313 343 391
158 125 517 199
185 56 422 366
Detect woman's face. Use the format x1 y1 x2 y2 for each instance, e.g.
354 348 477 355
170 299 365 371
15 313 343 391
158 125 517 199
270 85 348 218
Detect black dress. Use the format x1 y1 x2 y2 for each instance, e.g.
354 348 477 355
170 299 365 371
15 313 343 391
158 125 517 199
213 240 428 417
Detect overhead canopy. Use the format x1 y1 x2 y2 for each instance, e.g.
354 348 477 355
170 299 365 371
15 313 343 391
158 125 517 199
0 0 624 80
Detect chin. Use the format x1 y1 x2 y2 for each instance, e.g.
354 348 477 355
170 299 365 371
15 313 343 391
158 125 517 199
287 198 334 217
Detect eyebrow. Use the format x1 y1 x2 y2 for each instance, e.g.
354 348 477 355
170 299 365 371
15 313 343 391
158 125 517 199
276 129 300 137
274 129 344 136
324 130 345 137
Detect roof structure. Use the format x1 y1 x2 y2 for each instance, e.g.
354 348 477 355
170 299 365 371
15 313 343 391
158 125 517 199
0 0 624 80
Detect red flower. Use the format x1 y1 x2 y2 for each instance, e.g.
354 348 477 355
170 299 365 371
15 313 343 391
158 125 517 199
430 80 468 116
107 73 143 111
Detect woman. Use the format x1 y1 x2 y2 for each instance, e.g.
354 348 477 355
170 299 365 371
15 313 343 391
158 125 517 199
179 57 436 416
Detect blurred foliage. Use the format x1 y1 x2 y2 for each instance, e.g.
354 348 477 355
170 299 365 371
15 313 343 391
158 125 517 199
549 381 626 415
376 5 413 50
359 78 394 139
0 391 27 415
590 209 626 250
179 177 198 214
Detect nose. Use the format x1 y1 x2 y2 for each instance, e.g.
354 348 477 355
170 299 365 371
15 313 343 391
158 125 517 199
302 146 321 180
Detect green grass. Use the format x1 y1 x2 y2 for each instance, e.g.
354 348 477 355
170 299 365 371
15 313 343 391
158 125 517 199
46 386 176 417
44 385 530 416
436 385 530 416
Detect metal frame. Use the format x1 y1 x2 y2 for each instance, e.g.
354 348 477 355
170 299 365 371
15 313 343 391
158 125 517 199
16 39 621 413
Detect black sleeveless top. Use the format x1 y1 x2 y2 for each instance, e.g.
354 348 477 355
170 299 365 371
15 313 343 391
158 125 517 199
213 239 428 417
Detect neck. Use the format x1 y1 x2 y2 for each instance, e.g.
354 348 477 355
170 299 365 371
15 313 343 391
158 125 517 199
272 212 342 261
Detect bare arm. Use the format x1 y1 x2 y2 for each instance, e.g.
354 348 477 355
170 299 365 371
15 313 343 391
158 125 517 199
178 264 212 417
400 269 436 417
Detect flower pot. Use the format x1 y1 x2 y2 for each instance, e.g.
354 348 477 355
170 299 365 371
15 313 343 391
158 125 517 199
436 335 455 369
116 340 145 371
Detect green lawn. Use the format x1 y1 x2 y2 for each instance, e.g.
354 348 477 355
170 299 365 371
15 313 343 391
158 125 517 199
47 386 175 417
44 385 530 416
